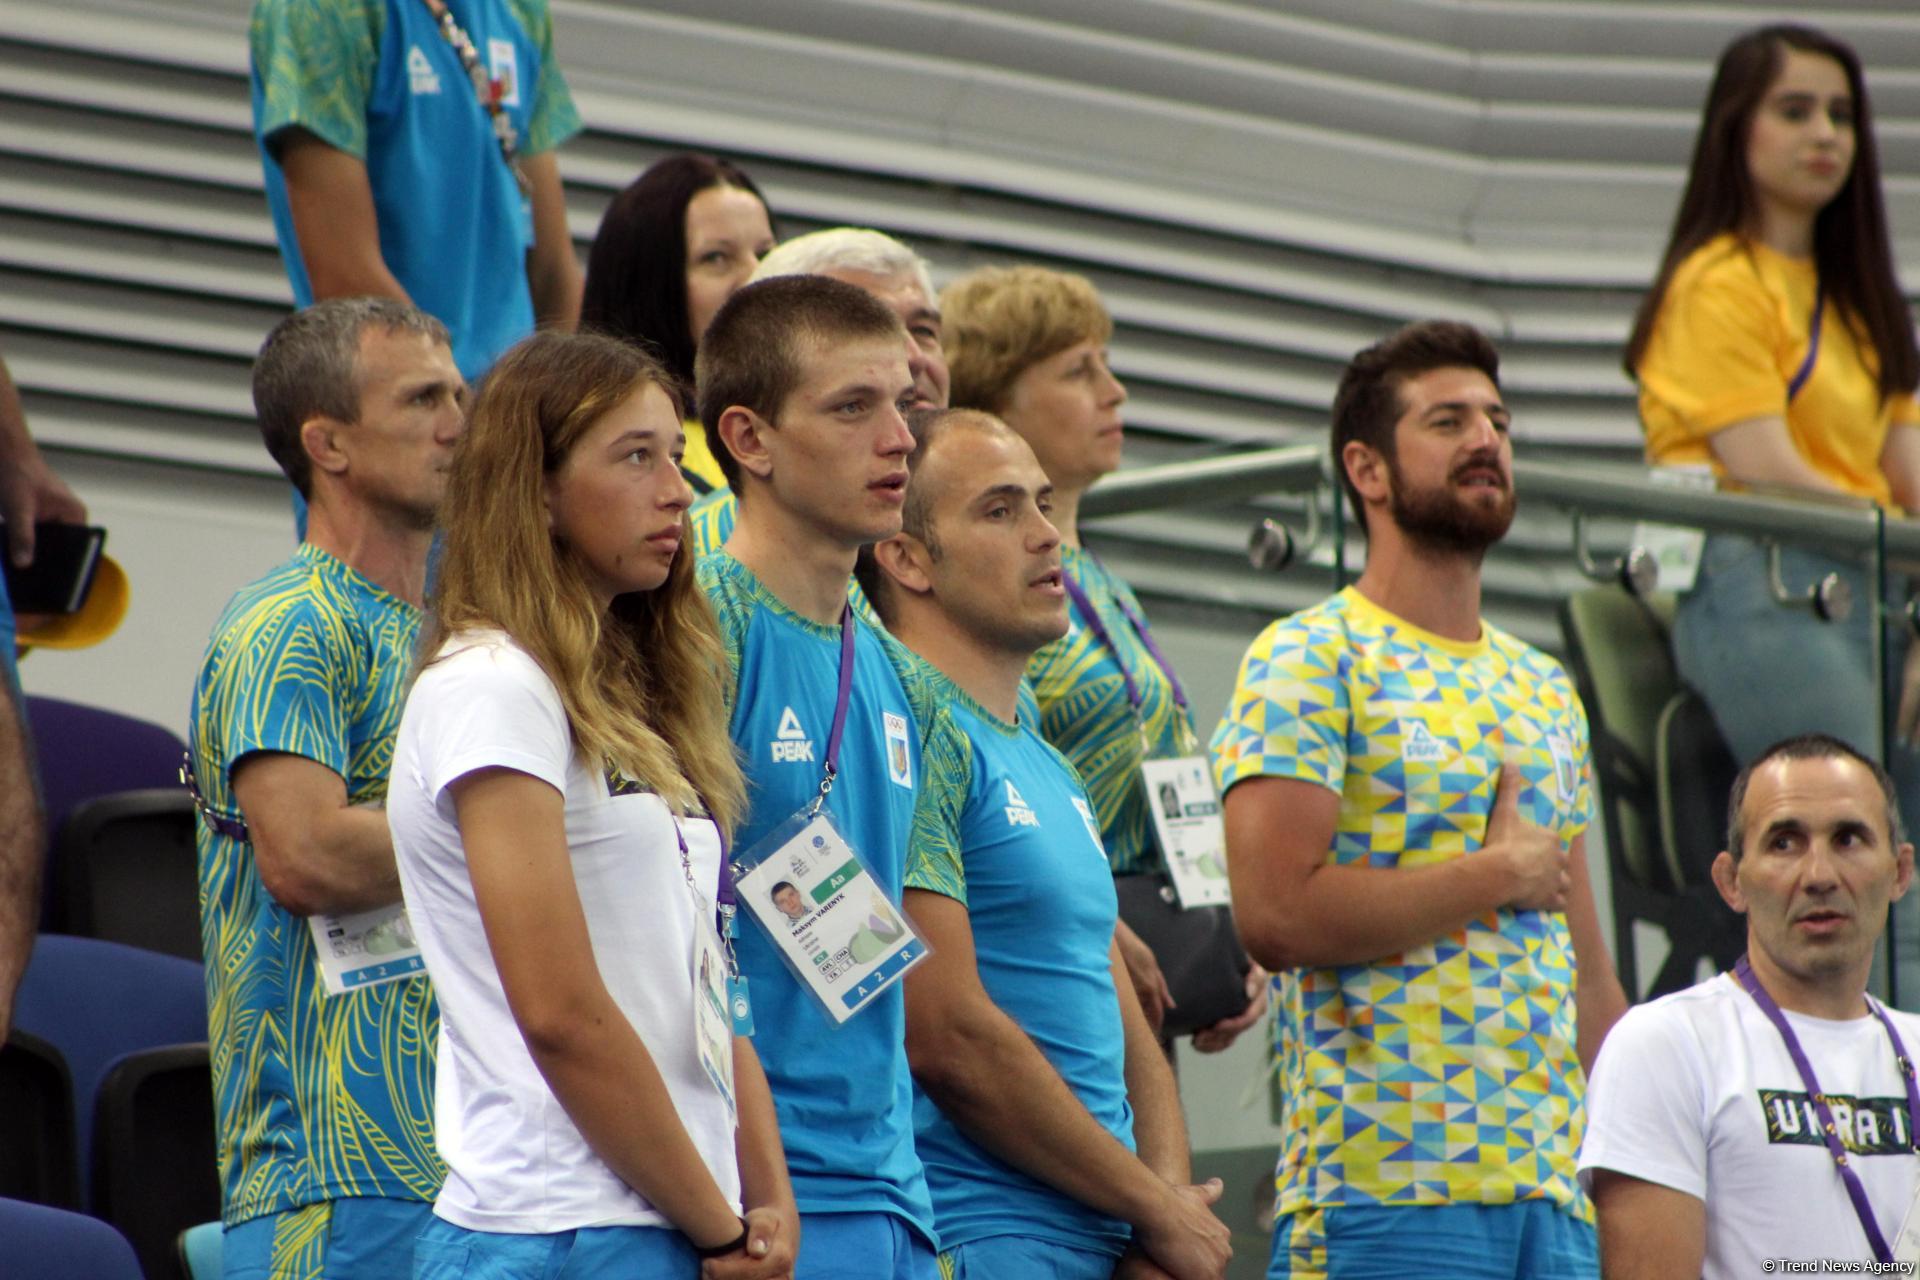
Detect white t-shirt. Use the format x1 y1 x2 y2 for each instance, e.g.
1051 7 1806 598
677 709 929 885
389 631 740 1233
1579 973 1920 1277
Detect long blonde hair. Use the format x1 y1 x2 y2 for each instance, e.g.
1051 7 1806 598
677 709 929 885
424 331 745 835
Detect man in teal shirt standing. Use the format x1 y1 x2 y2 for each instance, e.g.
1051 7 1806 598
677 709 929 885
189 298 463 1278
250 0 583 382
694 274 938 1280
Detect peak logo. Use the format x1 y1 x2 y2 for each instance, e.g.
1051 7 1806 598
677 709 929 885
407 46 442 95
1004 779 1039 828
771 707 815 763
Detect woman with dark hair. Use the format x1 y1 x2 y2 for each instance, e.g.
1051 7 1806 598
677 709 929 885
583 154 776 493
1629 23 1920 811
390 331 796 1276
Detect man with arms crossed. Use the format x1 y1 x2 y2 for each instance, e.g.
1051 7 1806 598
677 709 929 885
695 275 937 1280
1212 321 1628 1279
189 299 460 1277
1581 734 1919 1277
859 408 1231 1280
689 226 949 555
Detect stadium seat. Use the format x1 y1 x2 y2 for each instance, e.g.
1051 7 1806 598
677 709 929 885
1652 687 1746 989
49 788 200 961
0 1031 79 1209
1559 586 1737 999
11 936 206 1196
176 1221 222 1280
25 696 187 932
24 696 186 838
94 1045 219 1280
0 1197 141 1280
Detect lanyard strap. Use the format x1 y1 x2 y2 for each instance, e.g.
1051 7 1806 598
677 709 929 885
668 805 738 975
1787 284 1826 403
416 0 527 193
806 606 858 816
180 753 250 842
1734 954 1920 1263
1061 569 1189 713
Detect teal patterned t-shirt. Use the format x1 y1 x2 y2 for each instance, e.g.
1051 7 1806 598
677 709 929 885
1026 545 1197 876
188 543 441 1224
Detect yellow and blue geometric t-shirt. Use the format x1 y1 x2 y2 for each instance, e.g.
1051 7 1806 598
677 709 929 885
1209 587 1592 1219
188 543 441 1225
1028 545 1198 876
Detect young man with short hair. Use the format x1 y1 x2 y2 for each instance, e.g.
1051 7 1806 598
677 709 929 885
1213 321 1628 1279
861 408 1231 1280
689 226 948 555
1582 734 1919 1277
695 274 936 1280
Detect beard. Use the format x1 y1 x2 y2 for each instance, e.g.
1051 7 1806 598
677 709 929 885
1385 455 1515 557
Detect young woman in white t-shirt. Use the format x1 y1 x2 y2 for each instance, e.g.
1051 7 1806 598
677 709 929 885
389 331 797 1278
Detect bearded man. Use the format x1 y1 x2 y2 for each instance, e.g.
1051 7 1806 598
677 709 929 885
1209 321 1629 1280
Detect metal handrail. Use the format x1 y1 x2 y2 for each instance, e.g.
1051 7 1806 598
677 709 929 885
1079 444 1323 519
1081 445 1920 560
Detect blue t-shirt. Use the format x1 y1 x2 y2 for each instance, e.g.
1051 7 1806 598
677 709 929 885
901 657 1134 1256
697 551 935 1242
250 0 582 380
188 543 441 1224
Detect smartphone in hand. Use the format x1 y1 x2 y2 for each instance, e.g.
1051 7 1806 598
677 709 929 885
1 522 106 614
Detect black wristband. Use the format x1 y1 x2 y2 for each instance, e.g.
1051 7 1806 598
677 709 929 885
694 1218 749 1259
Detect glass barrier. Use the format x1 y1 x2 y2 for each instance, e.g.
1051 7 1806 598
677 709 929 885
1083 450 1915 1008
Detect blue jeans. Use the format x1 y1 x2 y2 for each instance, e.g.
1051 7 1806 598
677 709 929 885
1675 533 1920 993
411 1216 698 1279
1675 534 1915 779
1269 1201 1596 1279
796 1212 938 1280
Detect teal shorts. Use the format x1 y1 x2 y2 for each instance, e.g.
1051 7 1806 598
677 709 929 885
411 1216 698 1279
1269 1201 1597 1280
223 1197 433 1280
796 1212 938 1280
938 1235 1120 1280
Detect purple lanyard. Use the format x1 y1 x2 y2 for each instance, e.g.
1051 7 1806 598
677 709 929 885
1061 569 1189 715
670 804 733 908
804 605 858 814
1734 954 1920 1263
1787 285 1825 403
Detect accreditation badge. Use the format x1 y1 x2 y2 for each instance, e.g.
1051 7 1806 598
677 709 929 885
732 808 928 1024
307 905 425 996
690 900 737 1128
1140 755 1231 909
1894 1182 1920 1264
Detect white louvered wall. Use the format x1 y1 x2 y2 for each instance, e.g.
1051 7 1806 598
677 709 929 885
6 0 1920 727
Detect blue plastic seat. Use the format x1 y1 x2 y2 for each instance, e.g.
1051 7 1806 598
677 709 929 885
10 935 206 1194
177 1221 222 1280
0 1197 141 1280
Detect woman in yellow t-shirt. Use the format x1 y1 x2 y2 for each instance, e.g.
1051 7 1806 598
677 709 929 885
582 154 778 496
1627 24 1920 797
